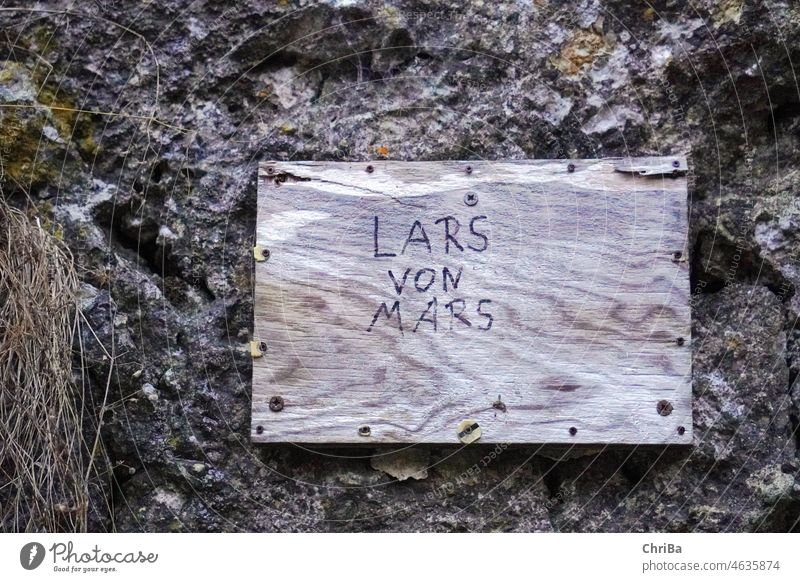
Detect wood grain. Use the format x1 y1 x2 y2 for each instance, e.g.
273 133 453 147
252 159 691 445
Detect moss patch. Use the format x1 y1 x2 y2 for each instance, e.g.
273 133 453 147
551 28 609 76
0 62 96 191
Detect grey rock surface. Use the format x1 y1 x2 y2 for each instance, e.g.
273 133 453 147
0 0 798 531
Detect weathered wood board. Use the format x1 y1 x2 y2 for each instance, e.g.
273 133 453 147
252 159 691 445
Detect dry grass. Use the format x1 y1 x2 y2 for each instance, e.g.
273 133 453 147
0 197 89 532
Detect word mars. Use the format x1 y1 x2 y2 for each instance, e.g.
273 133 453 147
367 214 494 335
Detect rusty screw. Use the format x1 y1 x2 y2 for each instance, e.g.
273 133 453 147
256 425 264 435
569 426 577 436
677 426 686 435
567 163 576 173
465 165 473 174
492 395 507 412
358 425 371 437
366 165 374 173
464 192 478 207
269 396 284 412
657 400 673 416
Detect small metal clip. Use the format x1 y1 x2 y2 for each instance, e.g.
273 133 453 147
250 340 265 358
614 158 688 177
253 245 269 262
457 419 482 444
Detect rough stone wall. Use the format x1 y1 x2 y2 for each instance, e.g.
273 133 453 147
0 0 798 531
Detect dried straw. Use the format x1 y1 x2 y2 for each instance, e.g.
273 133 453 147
0 197 88 532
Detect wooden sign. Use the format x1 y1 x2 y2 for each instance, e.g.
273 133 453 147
252 159 691 445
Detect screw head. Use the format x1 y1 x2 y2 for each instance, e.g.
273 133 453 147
256 425 264 435
673 251 683 260
266 167 275 175
464 192 478 207
677 426 686 435
676 336 685 346
569 426 578 436
672 160 680 168
269 396 284 412
657 400 673 416
465 165 473 174
366 165 374 173
259 341 268 353
358 425 371 437
567 163 576 173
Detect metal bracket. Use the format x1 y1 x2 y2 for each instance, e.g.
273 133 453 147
614 158 688 177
